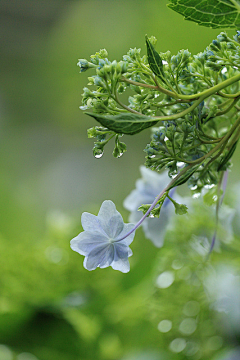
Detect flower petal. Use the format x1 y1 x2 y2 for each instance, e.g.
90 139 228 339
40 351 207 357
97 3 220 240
81 212 107 236
140 166 169 190
70 231 109 256
111 257 130 273
142 210 173 247
116 223 135 245
106 213 124 238
98 200 118 220
84 243 114 270
123 189 152 212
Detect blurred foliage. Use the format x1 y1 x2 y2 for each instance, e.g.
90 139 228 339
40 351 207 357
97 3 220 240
0 1 240 360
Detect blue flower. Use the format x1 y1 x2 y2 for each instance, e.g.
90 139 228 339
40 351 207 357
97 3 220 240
70 200 135 273
124 166 183 247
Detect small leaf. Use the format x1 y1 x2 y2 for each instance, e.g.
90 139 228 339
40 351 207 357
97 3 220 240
167 0 240 29
84 112 158 135
145 36 165 81
174 203 188 215
217 140 238 171
138 204 151 215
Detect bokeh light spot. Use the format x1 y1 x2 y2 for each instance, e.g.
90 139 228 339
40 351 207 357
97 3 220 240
156 271 175 288
179 318 197 335
169 338 186 353
158 320 172 333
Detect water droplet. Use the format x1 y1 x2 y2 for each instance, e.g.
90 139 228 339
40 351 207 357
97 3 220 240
221 66 227 74
177 161 185 167
169 338 186 353
149 155 156 158
156 271 175 288
179 318 197 335
117 152 123 158
204 184 215 189
94 152 104 159
158 320 172 333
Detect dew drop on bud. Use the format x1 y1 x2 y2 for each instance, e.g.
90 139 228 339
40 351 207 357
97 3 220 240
94 152 104 159
117 152 123 158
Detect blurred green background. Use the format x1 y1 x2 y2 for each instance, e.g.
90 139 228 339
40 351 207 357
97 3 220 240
1 1 240 359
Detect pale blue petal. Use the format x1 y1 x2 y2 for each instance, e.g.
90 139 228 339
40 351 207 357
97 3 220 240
142 210 173 247
106 213 124 238
128 211 142 224
114 242 129 259
84 243 113 270
135 177 158 200
111 257 130 273
140 166 169 189
81 212 107 236
123 189 152 211
70 231 109 256
116 223 135 245
98 200 117 221
123 167 171 215
128 248 133 257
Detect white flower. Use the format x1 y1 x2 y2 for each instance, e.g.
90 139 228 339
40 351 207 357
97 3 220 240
70 200 135 273
123 166 181 247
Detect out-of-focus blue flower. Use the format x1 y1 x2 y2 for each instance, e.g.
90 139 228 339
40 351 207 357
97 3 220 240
70 200 135 273
123 166 182 247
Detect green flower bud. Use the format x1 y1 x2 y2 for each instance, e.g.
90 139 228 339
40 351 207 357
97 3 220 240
115 63 122 75
77 59 96 73
93 76 106 88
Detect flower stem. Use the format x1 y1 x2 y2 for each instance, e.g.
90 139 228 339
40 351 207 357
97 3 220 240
117 165 192 241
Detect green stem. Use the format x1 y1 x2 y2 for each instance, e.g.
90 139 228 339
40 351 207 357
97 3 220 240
189 116 240 165
113 92 142 115
216 97 240 116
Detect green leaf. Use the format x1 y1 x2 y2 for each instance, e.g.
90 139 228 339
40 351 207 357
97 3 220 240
174 203 188 215
169 164 200 189
167 0 240 29
217 140 238 171
84 112 158 135
145 36 165 81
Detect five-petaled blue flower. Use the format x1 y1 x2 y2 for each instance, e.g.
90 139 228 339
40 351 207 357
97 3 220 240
70 200 135 273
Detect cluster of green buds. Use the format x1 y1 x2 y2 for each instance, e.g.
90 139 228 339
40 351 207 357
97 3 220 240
78 31 240 215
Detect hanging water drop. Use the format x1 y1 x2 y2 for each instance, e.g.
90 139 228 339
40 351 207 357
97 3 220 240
117 152 123 158
94 152 104 159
